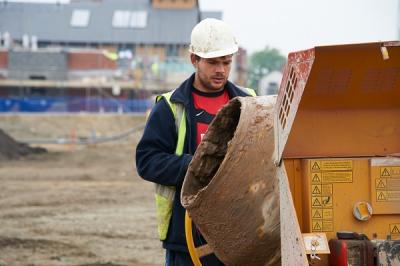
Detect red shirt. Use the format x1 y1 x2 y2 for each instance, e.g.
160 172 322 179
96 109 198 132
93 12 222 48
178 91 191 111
192 87 229 145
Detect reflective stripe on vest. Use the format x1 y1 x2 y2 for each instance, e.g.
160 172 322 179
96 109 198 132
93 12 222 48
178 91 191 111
153 87 254 240
154 91 186 240
248 88 257 96
240 87 257 96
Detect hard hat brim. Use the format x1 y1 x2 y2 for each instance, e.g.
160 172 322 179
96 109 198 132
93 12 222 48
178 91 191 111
190 45 239 59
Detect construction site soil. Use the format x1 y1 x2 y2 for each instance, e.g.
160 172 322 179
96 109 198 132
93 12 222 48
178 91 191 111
0 114 164 266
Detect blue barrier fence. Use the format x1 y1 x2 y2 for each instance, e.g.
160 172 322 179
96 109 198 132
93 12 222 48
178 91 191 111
0 97 153 113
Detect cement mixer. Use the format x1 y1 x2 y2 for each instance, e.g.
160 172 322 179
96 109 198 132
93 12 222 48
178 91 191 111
181 41 400 266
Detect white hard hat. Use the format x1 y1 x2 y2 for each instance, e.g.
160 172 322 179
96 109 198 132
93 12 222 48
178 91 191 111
189 18 238 59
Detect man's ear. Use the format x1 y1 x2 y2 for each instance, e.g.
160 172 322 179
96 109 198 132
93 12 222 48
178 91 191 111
190 54 198 68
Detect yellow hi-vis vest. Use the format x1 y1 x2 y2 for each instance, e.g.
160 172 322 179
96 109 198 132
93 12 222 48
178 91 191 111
154 87 256 240
155 91 186 240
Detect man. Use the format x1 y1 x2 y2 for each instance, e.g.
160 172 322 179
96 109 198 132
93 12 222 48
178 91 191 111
136 18 255 265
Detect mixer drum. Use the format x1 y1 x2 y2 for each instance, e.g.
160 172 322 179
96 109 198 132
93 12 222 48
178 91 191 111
181 96 281 266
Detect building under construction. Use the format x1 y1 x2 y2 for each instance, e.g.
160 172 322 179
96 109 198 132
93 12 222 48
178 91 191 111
0 0 247 112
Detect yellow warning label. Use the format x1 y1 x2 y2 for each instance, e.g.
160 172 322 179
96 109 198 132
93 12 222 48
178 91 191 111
371 164 400 214
387 179 400 191
311 173 322 183
390 224 400 240
312 209 322 219
381 168 391 177
322 171 353 183
312 185 321 195
321 184 333 195
386 191 400 201
322 196 333 208
321 160 353 171
322 220 333 232
312 220 333 232
312 209 333 220
381 166 400 178
375 178 387 189
312 220 322 232
312 197 322 207
376 191 400 202
391 224 400 234
311 161 321 172
389 167 400 178
322 209 333 220
311 160 353 172
376 191 387 201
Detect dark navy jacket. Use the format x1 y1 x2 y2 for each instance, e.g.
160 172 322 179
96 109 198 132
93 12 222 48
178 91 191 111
135 73 253 252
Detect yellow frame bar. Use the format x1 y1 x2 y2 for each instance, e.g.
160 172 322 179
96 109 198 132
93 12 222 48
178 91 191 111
185 210 202 266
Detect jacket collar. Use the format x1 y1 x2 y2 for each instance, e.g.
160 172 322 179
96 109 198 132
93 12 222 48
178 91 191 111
170 73 195 107
170 73 250 105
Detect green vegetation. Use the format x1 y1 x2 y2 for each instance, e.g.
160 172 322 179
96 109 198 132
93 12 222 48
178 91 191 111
247 47 286 90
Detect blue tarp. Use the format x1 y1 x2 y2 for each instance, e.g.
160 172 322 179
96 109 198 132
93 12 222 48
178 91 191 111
0 97 153 113
0 99 16 112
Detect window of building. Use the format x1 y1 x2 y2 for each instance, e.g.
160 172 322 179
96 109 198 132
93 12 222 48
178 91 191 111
70 9 90 27
112 10 148 28
130 11 148 28
112 10 131 28
167 44 179 57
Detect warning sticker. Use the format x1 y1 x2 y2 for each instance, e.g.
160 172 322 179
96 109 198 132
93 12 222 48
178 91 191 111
322 171 353 183
381 168 391 177
321 196 333 208
311 173 322 183
387 179 400 191
386 191 400 201
390 167 400 178
312 220 333 232
376 191 400 202
312 220 322 232
312 209 333 220
322 209 333 220
321 160 353 171
376 191 387 201
312 209 322 219
312 185 321 195
311 161 321 172
381 166 400 178
322 220 333 232
390 224 400 240
321 184 333 195
375 178 387 189
312 197 322 207
311 160 353 172
371 162 400 214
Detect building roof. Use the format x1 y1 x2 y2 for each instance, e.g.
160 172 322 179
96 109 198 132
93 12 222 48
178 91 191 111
0 0 221 45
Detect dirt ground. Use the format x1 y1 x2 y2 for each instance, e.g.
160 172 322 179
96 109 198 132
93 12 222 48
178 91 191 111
0 114 164 266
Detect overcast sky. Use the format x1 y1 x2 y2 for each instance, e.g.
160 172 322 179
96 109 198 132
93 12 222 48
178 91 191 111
6 0 400 56
200 0 399 55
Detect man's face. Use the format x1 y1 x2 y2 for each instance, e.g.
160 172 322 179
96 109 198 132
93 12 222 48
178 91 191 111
191 54 233 93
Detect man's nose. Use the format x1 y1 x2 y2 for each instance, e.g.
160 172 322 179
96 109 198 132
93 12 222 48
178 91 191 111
215 63 225 73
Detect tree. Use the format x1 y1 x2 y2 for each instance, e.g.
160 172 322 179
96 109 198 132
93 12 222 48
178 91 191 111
248 47 286 90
